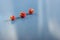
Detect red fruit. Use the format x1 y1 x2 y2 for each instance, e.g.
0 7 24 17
10 16 15 21
28 8 34 14
20 12 26 18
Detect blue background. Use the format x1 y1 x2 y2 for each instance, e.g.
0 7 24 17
0 0 60 40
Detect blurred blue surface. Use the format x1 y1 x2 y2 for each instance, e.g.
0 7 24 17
0 0 60 40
